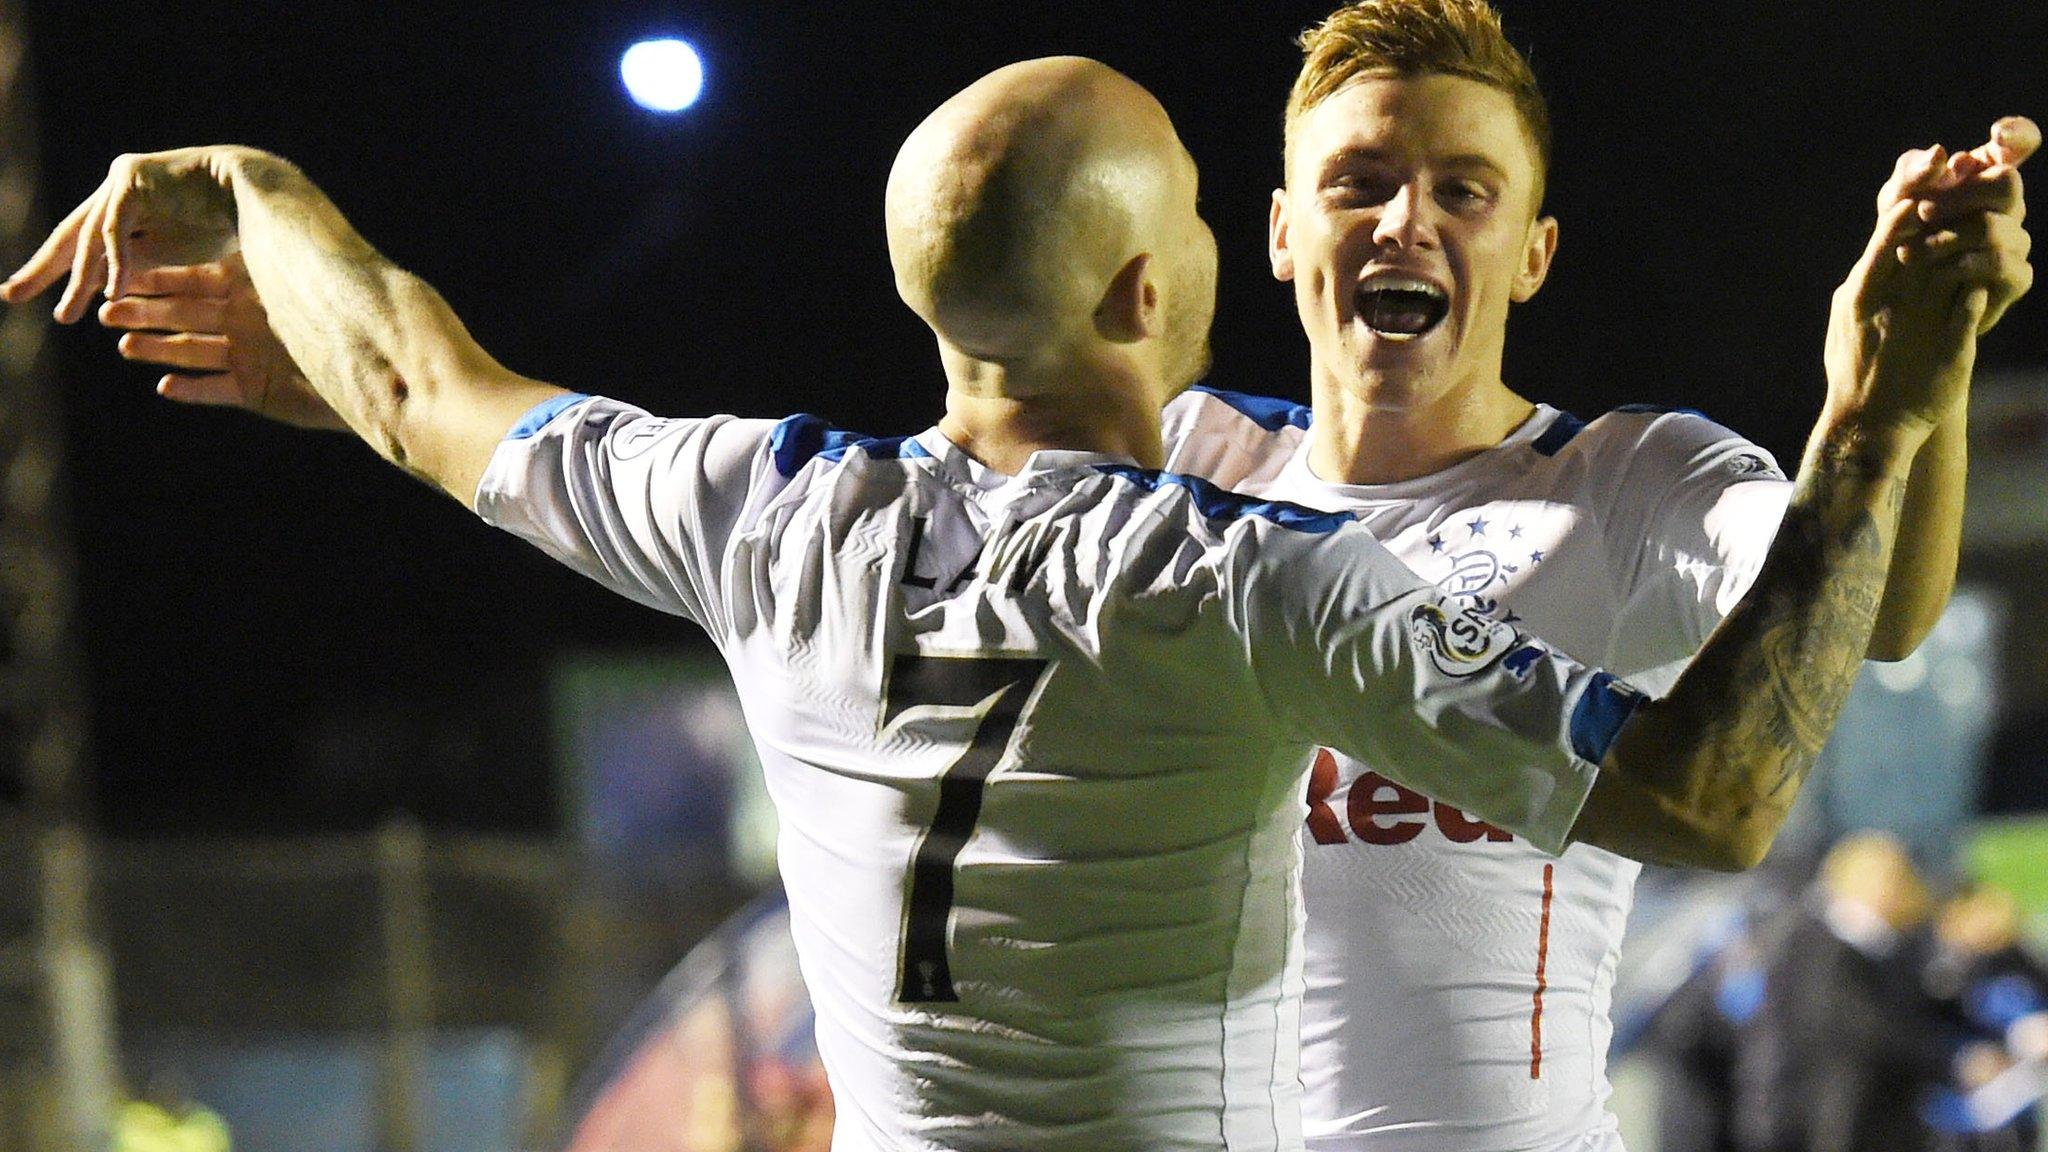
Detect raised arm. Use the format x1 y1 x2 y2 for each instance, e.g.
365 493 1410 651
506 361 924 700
1 146 565 506
1861 119 2035 658
1573 127 2032 869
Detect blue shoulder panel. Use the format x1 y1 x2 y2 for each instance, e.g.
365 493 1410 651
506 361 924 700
1189 385 1312 432
771 414 932 478
1613 403 1710 420
823 434 933 466
1530 410 1587 457
1094 464 1355 535
504 393 593 441
1569 672 1647 764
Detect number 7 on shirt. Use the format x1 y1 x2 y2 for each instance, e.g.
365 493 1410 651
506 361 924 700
884 653 1052 1004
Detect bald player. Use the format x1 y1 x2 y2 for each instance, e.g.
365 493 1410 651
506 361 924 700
12 57 1996 1152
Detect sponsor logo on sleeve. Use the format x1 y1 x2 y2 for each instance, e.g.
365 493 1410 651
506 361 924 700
614 418 683 460
1726 452 1782 479
1409 600 1523 678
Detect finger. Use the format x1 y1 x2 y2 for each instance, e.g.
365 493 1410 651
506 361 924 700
1857 197 1926 303
1980 259 2033 332
1900 230 1964 266
1880 145 1949 211
55 196 109 324
98 294 229 333
1900 240 2028 315
103 182 139 301
1906 211 2031 271
117 330 230 372
1917 169 2024 224
124 261 235 299
157 373 250 409
0 197 93 303
1913 249 2011 299
1987 116 2042 170
1900 212 1997 263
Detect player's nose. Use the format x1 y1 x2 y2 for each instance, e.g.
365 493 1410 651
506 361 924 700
1372 182 1437 250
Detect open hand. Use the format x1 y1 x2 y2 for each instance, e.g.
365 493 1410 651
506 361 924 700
96 253 343 430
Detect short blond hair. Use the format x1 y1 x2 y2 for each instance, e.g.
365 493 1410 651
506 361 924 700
1285 0 1551 202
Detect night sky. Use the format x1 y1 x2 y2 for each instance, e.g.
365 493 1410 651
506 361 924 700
20 1 2048 834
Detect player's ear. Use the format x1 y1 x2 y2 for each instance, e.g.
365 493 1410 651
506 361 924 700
1095 252 1158 344
1269 189 1296 283
1511 214 1558 303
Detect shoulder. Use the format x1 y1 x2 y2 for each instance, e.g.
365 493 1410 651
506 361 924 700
1567 404 1784 482
1088 463 1356 538
485 399 916 532
766 413 933 479
501 393 792 469
1161 386 1312 491
1165 385 1313 435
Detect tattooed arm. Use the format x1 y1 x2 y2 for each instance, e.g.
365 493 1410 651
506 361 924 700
1 146 565 506
1570 152 2023 869
1572 426 1910 869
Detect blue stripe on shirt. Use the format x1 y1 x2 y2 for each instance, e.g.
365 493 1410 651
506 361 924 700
504 393 593 440
771 414 932 477
1570 672 1647 763
1094 464 1356 534
1189 386 1313 432
1613 403 1710 420
1531 410 1587 456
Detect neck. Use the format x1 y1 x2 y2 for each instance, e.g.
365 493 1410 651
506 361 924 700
1306 365 1534 485
937 348 1165 474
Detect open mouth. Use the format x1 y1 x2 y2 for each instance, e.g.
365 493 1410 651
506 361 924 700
1356 275 1449 340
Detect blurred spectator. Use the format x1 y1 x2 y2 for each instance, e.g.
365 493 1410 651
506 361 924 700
1639 905 1760 1152
1919 884 2048 1151
1644 833 1972 1152
1728 833 1965 1152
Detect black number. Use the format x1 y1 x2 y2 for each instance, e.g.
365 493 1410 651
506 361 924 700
883 653 1051 1003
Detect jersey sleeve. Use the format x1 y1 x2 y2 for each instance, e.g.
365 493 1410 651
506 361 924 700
473 393 785 634
1599 412 1790 687
1229 520 1642 855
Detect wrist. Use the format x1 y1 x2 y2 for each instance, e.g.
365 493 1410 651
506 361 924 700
216 146 297 196
1805 405 1929 479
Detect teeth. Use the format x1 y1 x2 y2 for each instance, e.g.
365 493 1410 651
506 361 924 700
1356 272 1450 340
1360 275 1444 300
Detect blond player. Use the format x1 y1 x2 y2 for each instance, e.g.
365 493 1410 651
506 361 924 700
1157 3 2034 1149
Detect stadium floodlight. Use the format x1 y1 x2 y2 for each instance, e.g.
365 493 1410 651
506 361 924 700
621 38 706 114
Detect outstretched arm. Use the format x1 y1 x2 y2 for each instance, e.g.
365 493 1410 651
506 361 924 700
1 146 565 506
1574 135 2029 869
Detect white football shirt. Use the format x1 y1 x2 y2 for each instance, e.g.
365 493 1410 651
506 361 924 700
478 393 1645 1152
1163 387 1789 1152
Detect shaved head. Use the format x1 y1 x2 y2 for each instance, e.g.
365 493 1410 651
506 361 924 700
887 57 1214 396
